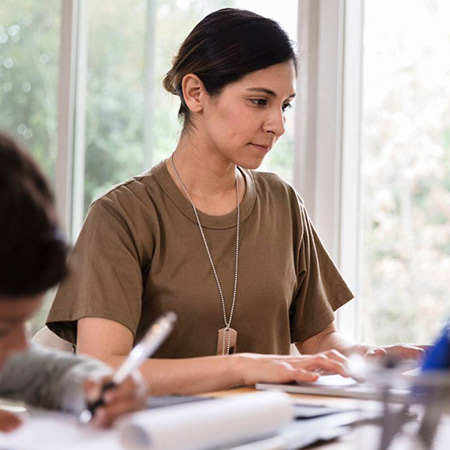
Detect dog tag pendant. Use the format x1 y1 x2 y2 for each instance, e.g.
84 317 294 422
217 327 237 355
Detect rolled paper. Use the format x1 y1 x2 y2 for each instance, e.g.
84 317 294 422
118 391 294 450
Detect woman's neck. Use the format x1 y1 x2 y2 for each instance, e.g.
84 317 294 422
166 133 245 216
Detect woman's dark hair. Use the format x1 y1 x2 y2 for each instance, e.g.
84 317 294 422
0 132 67 297
163 8 297 128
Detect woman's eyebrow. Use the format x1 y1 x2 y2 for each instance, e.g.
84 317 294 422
246 87 296 99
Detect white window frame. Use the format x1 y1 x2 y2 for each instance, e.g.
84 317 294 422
294 0 364 341
338 0 364 342
55 0 77 235
55 0 88 241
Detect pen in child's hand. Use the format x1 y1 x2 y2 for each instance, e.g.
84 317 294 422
78 312 177 425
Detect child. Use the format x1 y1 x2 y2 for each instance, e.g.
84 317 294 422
0 133 146 432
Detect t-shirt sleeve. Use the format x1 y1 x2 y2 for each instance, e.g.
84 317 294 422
289 198 354 344
46 196 144 344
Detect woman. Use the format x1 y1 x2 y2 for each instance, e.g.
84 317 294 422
47 8 424 395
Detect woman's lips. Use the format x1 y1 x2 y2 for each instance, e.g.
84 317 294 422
249 143 271 154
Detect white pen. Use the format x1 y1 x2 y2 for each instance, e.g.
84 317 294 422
78 311 177 424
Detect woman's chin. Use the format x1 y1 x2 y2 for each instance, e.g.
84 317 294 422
237 156 265 171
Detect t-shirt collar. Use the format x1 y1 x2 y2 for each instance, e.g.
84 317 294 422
152 160 256 230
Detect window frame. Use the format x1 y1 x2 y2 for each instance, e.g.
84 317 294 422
55 0 88 239
294 0 363 340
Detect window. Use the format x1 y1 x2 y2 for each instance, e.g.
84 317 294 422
83 0 146 217
359 0 450 344
0 0 60 182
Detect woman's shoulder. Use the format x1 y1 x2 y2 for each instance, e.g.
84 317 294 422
90 161 166 214
246 169 304 205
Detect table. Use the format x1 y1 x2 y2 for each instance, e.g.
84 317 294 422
204 387 450 450
1 387 449 449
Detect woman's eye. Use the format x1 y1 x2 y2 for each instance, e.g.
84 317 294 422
251 98 268 107
282 103 292 112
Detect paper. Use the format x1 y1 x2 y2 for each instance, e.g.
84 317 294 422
118 391 294 450
0 409 120 450
0 392 293 450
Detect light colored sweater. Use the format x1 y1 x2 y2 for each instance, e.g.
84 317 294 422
0 343 110 414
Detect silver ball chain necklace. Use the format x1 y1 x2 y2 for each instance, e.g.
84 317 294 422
171 153 240 356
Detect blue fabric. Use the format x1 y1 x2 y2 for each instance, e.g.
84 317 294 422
421 322 450 371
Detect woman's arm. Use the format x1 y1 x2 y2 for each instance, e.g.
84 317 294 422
77 318 351 396
296 321 427 359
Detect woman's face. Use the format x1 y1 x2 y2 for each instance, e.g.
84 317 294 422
199 60 296 169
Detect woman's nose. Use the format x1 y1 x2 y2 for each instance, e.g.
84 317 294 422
263 108 286 137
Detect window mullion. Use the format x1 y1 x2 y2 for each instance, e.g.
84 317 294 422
55 0 78 235
336 0 364 341
70 0 89 241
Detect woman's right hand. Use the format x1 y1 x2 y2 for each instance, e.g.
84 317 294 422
233 350 350 386
77 317 351 395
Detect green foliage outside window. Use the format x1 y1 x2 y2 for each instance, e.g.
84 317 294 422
0 0 60 181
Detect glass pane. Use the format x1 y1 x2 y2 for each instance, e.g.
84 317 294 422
83 0 147 214
83 0 298 218
0 0 60 183
360 0 450 344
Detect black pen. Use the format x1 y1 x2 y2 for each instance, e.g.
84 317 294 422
78 312 177 424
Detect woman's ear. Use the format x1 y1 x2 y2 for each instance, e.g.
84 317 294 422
181 73 207 113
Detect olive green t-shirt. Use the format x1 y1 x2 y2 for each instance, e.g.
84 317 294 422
47 161 353 357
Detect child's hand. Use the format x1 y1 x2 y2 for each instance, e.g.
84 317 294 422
83 371 147 428
0 410 22 433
